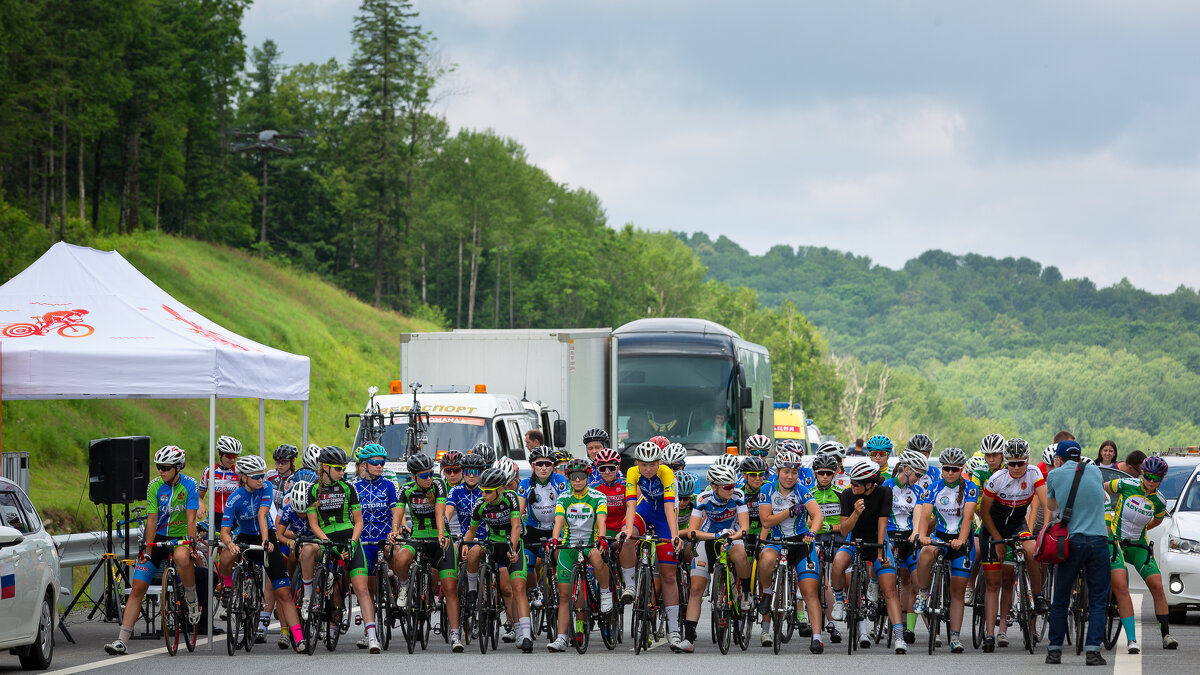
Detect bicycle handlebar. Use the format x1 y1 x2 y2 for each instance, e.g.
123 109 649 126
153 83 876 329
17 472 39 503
296 536 354 549
144 539 199 548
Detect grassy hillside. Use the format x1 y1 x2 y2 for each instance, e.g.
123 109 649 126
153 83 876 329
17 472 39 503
3 233 439 530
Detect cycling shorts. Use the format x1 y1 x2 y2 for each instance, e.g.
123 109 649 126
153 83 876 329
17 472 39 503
523 527 553 566
836 538 896 578
325 530 368 579
631 504 677 565
760 540 820 582
1110 539 1160 579
981 528 1032 570
235 534 290 590
889 531 918 573
400 538 459 579
555 547 597 584
930 533 974 578
132 545 181 585
485 540 528 581
690 538 745 580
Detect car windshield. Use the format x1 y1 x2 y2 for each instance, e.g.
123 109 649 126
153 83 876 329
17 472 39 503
1176 471 1200 512
366 417 489 459
617 355 735 455
1158 463 1195 502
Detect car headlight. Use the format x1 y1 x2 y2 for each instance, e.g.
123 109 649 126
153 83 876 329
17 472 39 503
1168 534 1200 556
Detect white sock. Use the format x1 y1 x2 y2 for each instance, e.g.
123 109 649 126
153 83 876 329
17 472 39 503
813 632 824 643
622 567 635 587
467 572 478 592
184 585 197 604
303 578 313 596
518 617 531 639
666 605 679 633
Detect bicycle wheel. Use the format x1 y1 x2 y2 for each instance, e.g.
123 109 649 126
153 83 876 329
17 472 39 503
785 567 799 644
418 569 431 650
325 571 343 652
438 584 449 644
226 566 244 656
1018 570 1034 653
771 567 786 655
1104 592 1122 650
1038 565 1053 643
544 563 559 640
458 571 473 647
1073 578 1086 656
713 565 732 655
181 573 198 653
972 575 985 649
162 567 180 656
375 562 392 651
303 566 325 655
633 567 652 654
242 572 261 653
739 580 752 651
477 565 493 654
846 562 861 655
927 566 943 655
568 564 591 654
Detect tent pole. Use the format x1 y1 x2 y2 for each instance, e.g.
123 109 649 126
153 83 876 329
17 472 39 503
259 398 266 458
207 394 216 651
302 400 309 453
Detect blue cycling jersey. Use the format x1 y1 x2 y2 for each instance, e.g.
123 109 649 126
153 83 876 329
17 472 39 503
278 502 312 538
354 475 398 542
519 473 569 530
760 480 816 538
447 483 485 538
286 467 319 493
223 484 274 537
692 488 748 534
883 477 924 532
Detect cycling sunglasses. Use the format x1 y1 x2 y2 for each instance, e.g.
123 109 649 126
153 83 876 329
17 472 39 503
322 463 345 471
669 463 686 471
415 471 433 480
481 487 500 494
443 467 462 474
815 470 836 477
743 471 765 478
597 464 618 473
221 452 239 459
850 479 872 487
365 458 386 466
749 449 769 457
155 464 177 472
247 473 266 481
714 483 735 491
1143 472 1165 482
1006 461 1027 468
942 466 963 473
464 468 482 476
532 461 555 469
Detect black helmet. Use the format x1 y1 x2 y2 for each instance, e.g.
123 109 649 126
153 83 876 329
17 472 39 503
462 453 487 470
272 444 299 461
582 427 609 445
471 443 497 465
741 456 769 474
529 446 556 461
812 453 840 472
906 434 934 454
479 467 507 489
318 445 349 466
406 453 435 474
442 450 464 468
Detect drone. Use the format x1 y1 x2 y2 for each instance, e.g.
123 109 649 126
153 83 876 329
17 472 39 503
230 129 308 156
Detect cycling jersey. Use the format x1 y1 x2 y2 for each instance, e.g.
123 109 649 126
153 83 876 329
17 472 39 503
760 481 816 538
398 479 448 538
840 485 893 544
447 483 484 538
307 480 361 535
741 483 765 536
519 473 569 530
284 467 318 494
200 465 238 513
555 488 607 548
983 467 1045 532
278 501 312 538
625 465 676 511
1107 478 1165 543
148 475 200 539
590 476 628 532
915 465 943 494
796 466 815 490
223 483 274 537
677 497 694 530
354 475 398 542
692 488 747 534
922 478 979 536
265 469 294 508
470 492 521 543
882 477 924 532
809 484 844 534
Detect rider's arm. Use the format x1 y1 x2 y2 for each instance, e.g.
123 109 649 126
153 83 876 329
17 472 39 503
435 492 447 541
957 501 976 546
1031 484 1049 532
551 512 565 542
732 506 749 539
306 511 328 541
915 502 931 540
805 498 823 536
256 504 272 547
508 514 521 553
876 514 889 559
351 508 364 542
688 509 710 541
837 493 858 537
979 493 1002 541
759 501 787 528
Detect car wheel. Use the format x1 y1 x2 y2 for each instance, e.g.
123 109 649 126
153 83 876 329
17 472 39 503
19 596 53 670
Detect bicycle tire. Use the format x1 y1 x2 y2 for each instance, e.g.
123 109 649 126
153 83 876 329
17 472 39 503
632 566 652 654
226 565 243 656
303 565 325 656
181 571 198 653
325 570 344 652
739 578 752 651
927 564 943 656
477 564 493 655
339 571 353 633
438 584 449 644
161 567 179 656
569 563 590 654
600 579 618 651
785 566 798 644
847 560 861 655
376 562 392 651
1073 578 1085 655
972 574 985 649
772 564 786 655
1038 565 1054 643
1104 592 1122 650
244 568 264 653
1018 569 1034 653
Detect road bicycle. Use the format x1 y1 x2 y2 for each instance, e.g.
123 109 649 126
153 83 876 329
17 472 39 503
844 538 886 655
461 539 507 654
627 533 673 655
551 543 618 653
765 535 811 654
704 533 749 655
921 540 959 655
144 539 200 656
222 543 267 655
393 535 438 653
296 537 354 655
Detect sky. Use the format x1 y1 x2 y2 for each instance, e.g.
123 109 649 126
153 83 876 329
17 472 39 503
243 1 1200 294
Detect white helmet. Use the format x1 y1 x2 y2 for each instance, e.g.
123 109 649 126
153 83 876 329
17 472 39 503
288 480 313 511
848 462 880 481
966 455 989 476
980 433 1006 455
744 434 771 453
1043 444 1058 466
939 447 968 467
818 441 846 459
706 464 739 486
661 443 687 466
774 451 802 469
494 455 518 483
631 441 661 463
217 435 243 456
154 445 186 467
235 454 267 475
1003 438 1030 460
714 454 741 469
303 443 322 470
897 450 928 473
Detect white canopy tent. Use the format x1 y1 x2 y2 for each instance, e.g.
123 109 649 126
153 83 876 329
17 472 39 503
0 242 310 645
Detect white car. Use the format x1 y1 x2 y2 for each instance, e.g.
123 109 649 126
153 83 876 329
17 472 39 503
1150 462 1200 620
0 478 58 670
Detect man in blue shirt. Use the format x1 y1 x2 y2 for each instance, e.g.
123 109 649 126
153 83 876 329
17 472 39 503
1043 440 1110 666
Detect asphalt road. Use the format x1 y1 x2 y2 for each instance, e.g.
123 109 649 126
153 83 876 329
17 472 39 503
25 592 1193 673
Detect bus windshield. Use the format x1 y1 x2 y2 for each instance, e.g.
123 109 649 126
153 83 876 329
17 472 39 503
617 355 735 455
359 416 490 460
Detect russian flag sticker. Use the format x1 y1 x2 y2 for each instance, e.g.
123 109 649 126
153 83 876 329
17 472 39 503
1 574 14 600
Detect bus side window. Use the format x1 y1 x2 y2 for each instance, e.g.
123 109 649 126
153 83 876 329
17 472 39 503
494 421 511 454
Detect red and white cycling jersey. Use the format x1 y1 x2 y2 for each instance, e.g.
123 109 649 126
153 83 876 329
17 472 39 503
983 466 1045 508
200 465 239 513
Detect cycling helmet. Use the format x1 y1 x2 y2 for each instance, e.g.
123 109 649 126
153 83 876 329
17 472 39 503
714 453 741 469
965 455 988 476
906 434 934 454
272 444 299 462
817 441 846 459
898 450 929 474
303 444 322 470
471 443 497 465
1003 438 1030 460
661 443 687 467
406 453 434 475
1141 456 1168 476
318 445 350 466
707 464 739 486
676 471 698 497
776 438 804 456
358 443 386 461
235 454 268 475
744 434 772 455
529 446 556 461
812 454 840 472
741 456 769 474
494 456 518 483
582 428 610 446
864 435 894 455
648 435 670 450
594 448 620 466
479 467 507 489
847 461 880 482
462 453 487 470
288 480 313 511
564 458 591 477
939 447 967 467
1042 444 1058 466
217 435 243 456
441 450 464 468
554 449 571 464
631 441 662 463
154 445 186 468
980 433 1007 455
774 450 802 469
1078 456 1094 466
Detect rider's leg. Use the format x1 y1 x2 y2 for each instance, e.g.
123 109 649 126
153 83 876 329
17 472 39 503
983 564 1002 637
949 575 968 633
998 564 1015 635
1024 540 1044 594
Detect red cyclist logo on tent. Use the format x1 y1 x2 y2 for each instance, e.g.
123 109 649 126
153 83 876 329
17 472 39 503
161 305 248 351
1 309 94 338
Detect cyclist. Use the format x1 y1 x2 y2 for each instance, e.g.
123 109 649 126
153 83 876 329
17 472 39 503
104 445 202 656
906 434 941 492
810 452 845 643
777 439 807 485
681 463 751 653
675 470 698 541
757 450 826 653
619 440 685 651
913 447 977 653
267 444 299 509
306 446 381 653
219 454 306 652
464 467 535 652
583 428 610 483
472 443 498 466
649 435 670 450
393 452 463 651
865 435 893 480
1106 454 1177 652
741 455 769 539
199 435 241 540
830 461 907 653
818 441 850 489
745 433 771 458
966 434 1006 606
545 458 614 652
519 446 569 574
662 442 688 474
884 449 927 645
285 443 322 494
589 448 627 536
441 450 466 530
275 480 315 632
353 444 401 649
554 448 571 477
447 453 486 607
978 438 1047 651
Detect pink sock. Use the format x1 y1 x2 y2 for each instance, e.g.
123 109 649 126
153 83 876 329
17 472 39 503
290 624 304 644
222 575 233 588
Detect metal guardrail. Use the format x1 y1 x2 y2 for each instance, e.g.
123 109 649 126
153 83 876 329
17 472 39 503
54 528 143 570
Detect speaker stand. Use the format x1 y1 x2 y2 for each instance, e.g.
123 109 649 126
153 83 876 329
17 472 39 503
58 504 131 644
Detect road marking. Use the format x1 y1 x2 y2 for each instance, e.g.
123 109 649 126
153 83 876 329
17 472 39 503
1112 592 1143 675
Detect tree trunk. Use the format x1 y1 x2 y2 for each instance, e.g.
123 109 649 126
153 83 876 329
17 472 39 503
181 120 193 233
91 137 102 227
260 156 269 243
456 236 463 328
60 116 67 240
374 212 384 309
77 135 85 221
48 122 55 235
493 247 500 328
421 241 427 304
122 124 142 232
467 207 479 328
508 252 514 328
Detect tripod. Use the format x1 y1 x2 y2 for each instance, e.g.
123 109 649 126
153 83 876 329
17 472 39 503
59 503 134 644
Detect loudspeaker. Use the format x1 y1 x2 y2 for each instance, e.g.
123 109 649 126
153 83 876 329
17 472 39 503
88 436 150 504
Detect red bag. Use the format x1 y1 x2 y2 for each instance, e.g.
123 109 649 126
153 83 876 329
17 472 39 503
1035 462 1085 565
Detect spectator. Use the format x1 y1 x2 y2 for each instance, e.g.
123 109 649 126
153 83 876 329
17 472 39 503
1053 430 1076 443
1044 440 1110 665
1095 440 1119 469
1118 450 1146 478
524 429 544 451
849 437 866 457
